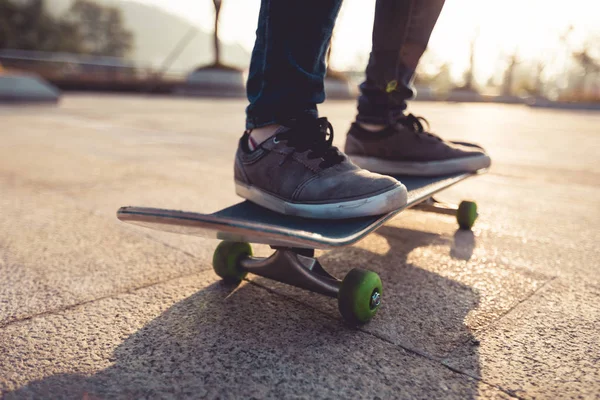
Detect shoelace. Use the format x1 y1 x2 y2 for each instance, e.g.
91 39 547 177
275 117 345 168
398 114 442 142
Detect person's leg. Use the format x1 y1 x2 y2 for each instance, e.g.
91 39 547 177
345 0 491 176
234 0 408 218
357 0 445 126
245 0 342 130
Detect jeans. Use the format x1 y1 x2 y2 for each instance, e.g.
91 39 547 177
245 0 445 129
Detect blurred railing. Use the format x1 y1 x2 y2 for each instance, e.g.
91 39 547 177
0 49 187 93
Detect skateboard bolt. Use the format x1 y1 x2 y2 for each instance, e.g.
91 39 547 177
370 290 381 309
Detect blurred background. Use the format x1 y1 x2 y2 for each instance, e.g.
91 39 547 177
0 0 598 104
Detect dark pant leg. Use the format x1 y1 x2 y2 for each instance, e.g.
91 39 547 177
357 0 445 125
245 0 344 129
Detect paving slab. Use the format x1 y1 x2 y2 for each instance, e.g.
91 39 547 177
0 272 512 399
444 279 600 399
0 109 233 190
0 183 206 326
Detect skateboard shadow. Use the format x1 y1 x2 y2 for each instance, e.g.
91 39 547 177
451 229 476 260
316 225 481 358
5 227 481 398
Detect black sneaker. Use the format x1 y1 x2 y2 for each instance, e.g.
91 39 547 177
234 117 407 219
345 114 491 176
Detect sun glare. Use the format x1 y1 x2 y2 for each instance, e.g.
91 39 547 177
139 0 597 81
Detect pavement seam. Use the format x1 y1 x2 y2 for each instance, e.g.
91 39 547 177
0 269 211 330
1 189 213 328
246 278 521 399
465 275 558 341
433 275 560 398
441 274 559 360
440 361 525 399
359 327 523 399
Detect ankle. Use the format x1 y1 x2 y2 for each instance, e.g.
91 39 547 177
358 122 386 132
248 124 284 150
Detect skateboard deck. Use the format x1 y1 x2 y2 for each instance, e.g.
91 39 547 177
117 170 484 250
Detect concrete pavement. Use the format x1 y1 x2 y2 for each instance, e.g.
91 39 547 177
0 94 598 399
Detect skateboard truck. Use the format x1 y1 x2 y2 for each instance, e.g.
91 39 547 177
414 198 478 229
212 242 383 325
241 247 340 298
413 197 458 215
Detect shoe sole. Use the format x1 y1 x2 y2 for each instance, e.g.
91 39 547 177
235 181 408 219
348 154 491 176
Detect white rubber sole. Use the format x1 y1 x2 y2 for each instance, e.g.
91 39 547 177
349 154 491 176
235 181 408 219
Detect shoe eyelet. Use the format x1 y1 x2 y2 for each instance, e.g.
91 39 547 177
272 137 280 144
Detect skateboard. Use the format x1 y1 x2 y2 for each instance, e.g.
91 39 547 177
117 170 485 325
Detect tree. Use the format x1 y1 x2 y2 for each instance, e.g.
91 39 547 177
325 33 347 81
558 26 600 100
197 0 240 71
433 63 453 94
501 53 520 96
0 0 133 58
0 0 82 52
66 0 133 57
461 29 479 91
414 49 440 86
572 45 600 99
530 60 549 97
572 45 600 75
212 0 222 67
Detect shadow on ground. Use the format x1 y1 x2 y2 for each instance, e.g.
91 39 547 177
299 224 481 357
5 226 481 399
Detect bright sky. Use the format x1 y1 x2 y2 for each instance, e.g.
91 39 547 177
138 0 598 81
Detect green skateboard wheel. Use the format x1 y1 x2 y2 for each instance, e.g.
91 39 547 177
457 201 478 230
212 241 252 283
338 268 383 325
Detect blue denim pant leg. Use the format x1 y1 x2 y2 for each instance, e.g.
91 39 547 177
357 0 445 125
245 0 343 129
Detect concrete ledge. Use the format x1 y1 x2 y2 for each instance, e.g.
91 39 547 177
526 96 600 111
443 89 484 103
324 77 357 100
0 73 61 103
177 68 246 98
413 85 437 101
